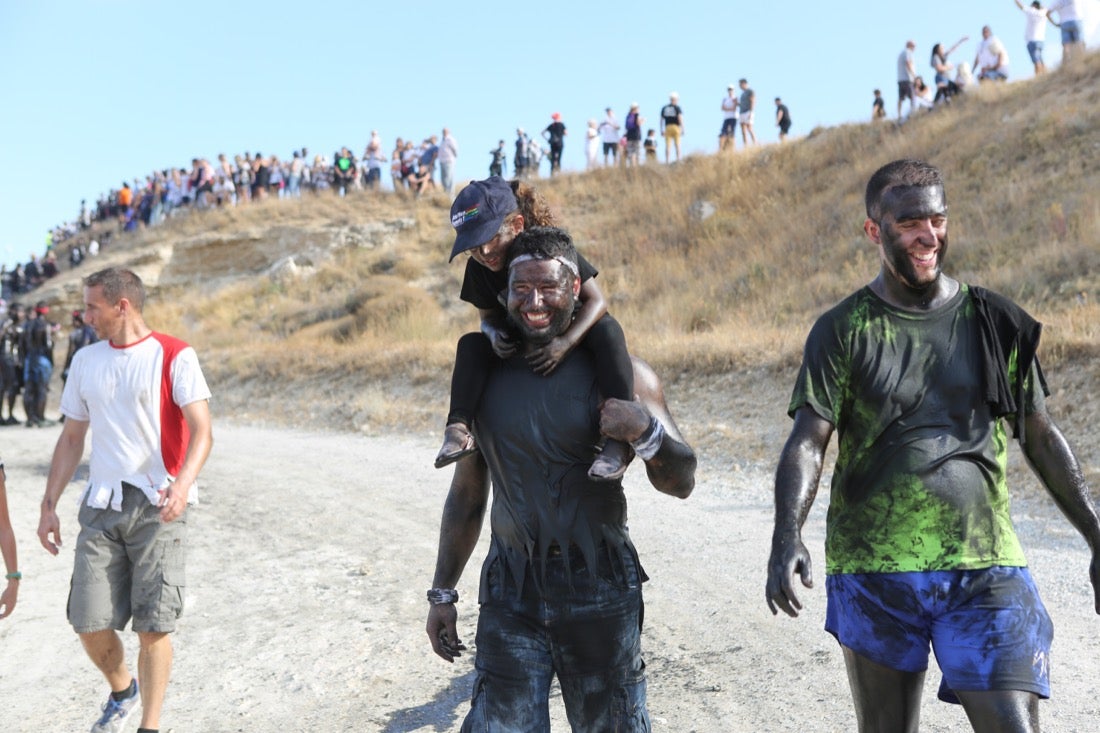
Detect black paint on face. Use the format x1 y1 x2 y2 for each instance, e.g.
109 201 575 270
877 185 948 293
506 260 576 346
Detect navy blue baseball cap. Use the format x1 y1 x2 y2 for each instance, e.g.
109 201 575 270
449 176 518 261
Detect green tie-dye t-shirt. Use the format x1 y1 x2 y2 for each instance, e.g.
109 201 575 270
790 284 1041 574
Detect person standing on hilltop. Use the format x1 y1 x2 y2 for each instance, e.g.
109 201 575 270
542 113 567 175
426 226 696 731
38 267 213 733
513 128 530 179
598 107 620 166
659 92 684 163
720 84 740 152
774 97 792 142
767 158 1100 732
1014 1 1054 75
438 128 459 194
738 79 757 146
624 102 644 166
897 40 917 119
488 140 506 177
1046 0 1085 61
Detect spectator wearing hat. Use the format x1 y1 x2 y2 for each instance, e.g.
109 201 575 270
720 85 740 152
542 113 567 175
660 92 684 163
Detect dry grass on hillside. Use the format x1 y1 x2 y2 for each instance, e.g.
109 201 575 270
52 53 1100 435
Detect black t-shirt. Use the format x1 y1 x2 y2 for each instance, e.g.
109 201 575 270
661 104 682 125
459 253 598 311
544 122 566 145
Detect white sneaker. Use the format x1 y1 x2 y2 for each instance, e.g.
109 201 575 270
90 680 141 733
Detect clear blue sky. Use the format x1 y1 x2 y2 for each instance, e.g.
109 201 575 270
1 0 1097 270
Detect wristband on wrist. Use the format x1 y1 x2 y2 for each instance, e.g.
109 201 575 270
427 588 458 605
5 571 20 581
629 417 666 461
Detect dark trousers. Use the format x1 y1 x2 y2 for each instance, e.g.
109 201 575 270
462 550 650 732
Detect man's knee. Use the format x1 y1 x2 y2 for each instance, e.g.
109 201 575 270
137 630 170 650
955 689 1039 733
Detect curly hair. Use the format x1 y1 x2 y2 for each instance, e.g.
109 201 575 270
510 180 556 228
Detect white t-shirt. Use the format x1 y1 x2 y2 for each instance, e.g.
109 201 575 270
898 48 915 81
598 115 620 144
61 332 212 510
1048 0 1079 22
977 36 1010 70
1023 6 1049 41
722 94 739 120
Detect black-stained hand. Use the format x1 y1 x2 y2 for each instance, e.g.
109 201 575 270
427 603 467 662
489 329 518 359
526 337 571 375
766 533 814 618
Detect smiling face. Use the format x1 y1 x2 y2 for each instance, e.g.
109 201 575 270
506 258 580 346
468 213 524 272
866 184 948 294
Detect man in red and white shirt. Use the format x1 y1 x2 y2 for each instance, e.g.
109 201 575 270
38 267 213 733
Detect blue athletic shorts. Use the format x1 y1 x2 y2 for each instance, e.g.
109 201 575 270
825 567 1052 704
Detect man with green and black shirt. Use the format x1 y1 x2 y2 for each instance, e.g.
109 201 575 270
766 158 1100 732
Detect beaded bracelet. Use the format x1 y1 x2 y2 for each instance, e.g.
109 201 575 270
5 571 20 581
427 588 458 605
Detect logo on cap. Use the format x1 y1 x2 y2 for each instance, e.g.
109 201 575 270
452 206 480 228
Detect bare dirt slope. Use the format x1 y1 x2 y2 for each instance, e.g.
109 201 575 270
2 409 1098 732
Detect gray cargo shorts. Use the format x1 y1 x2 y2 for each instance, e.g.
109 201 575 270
68 483 187 633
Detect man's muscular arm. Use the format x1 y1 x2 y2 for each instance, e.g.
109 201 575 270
599 358 696 499
426 453 491 662
766 407 833 618
1020 408 1100 614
